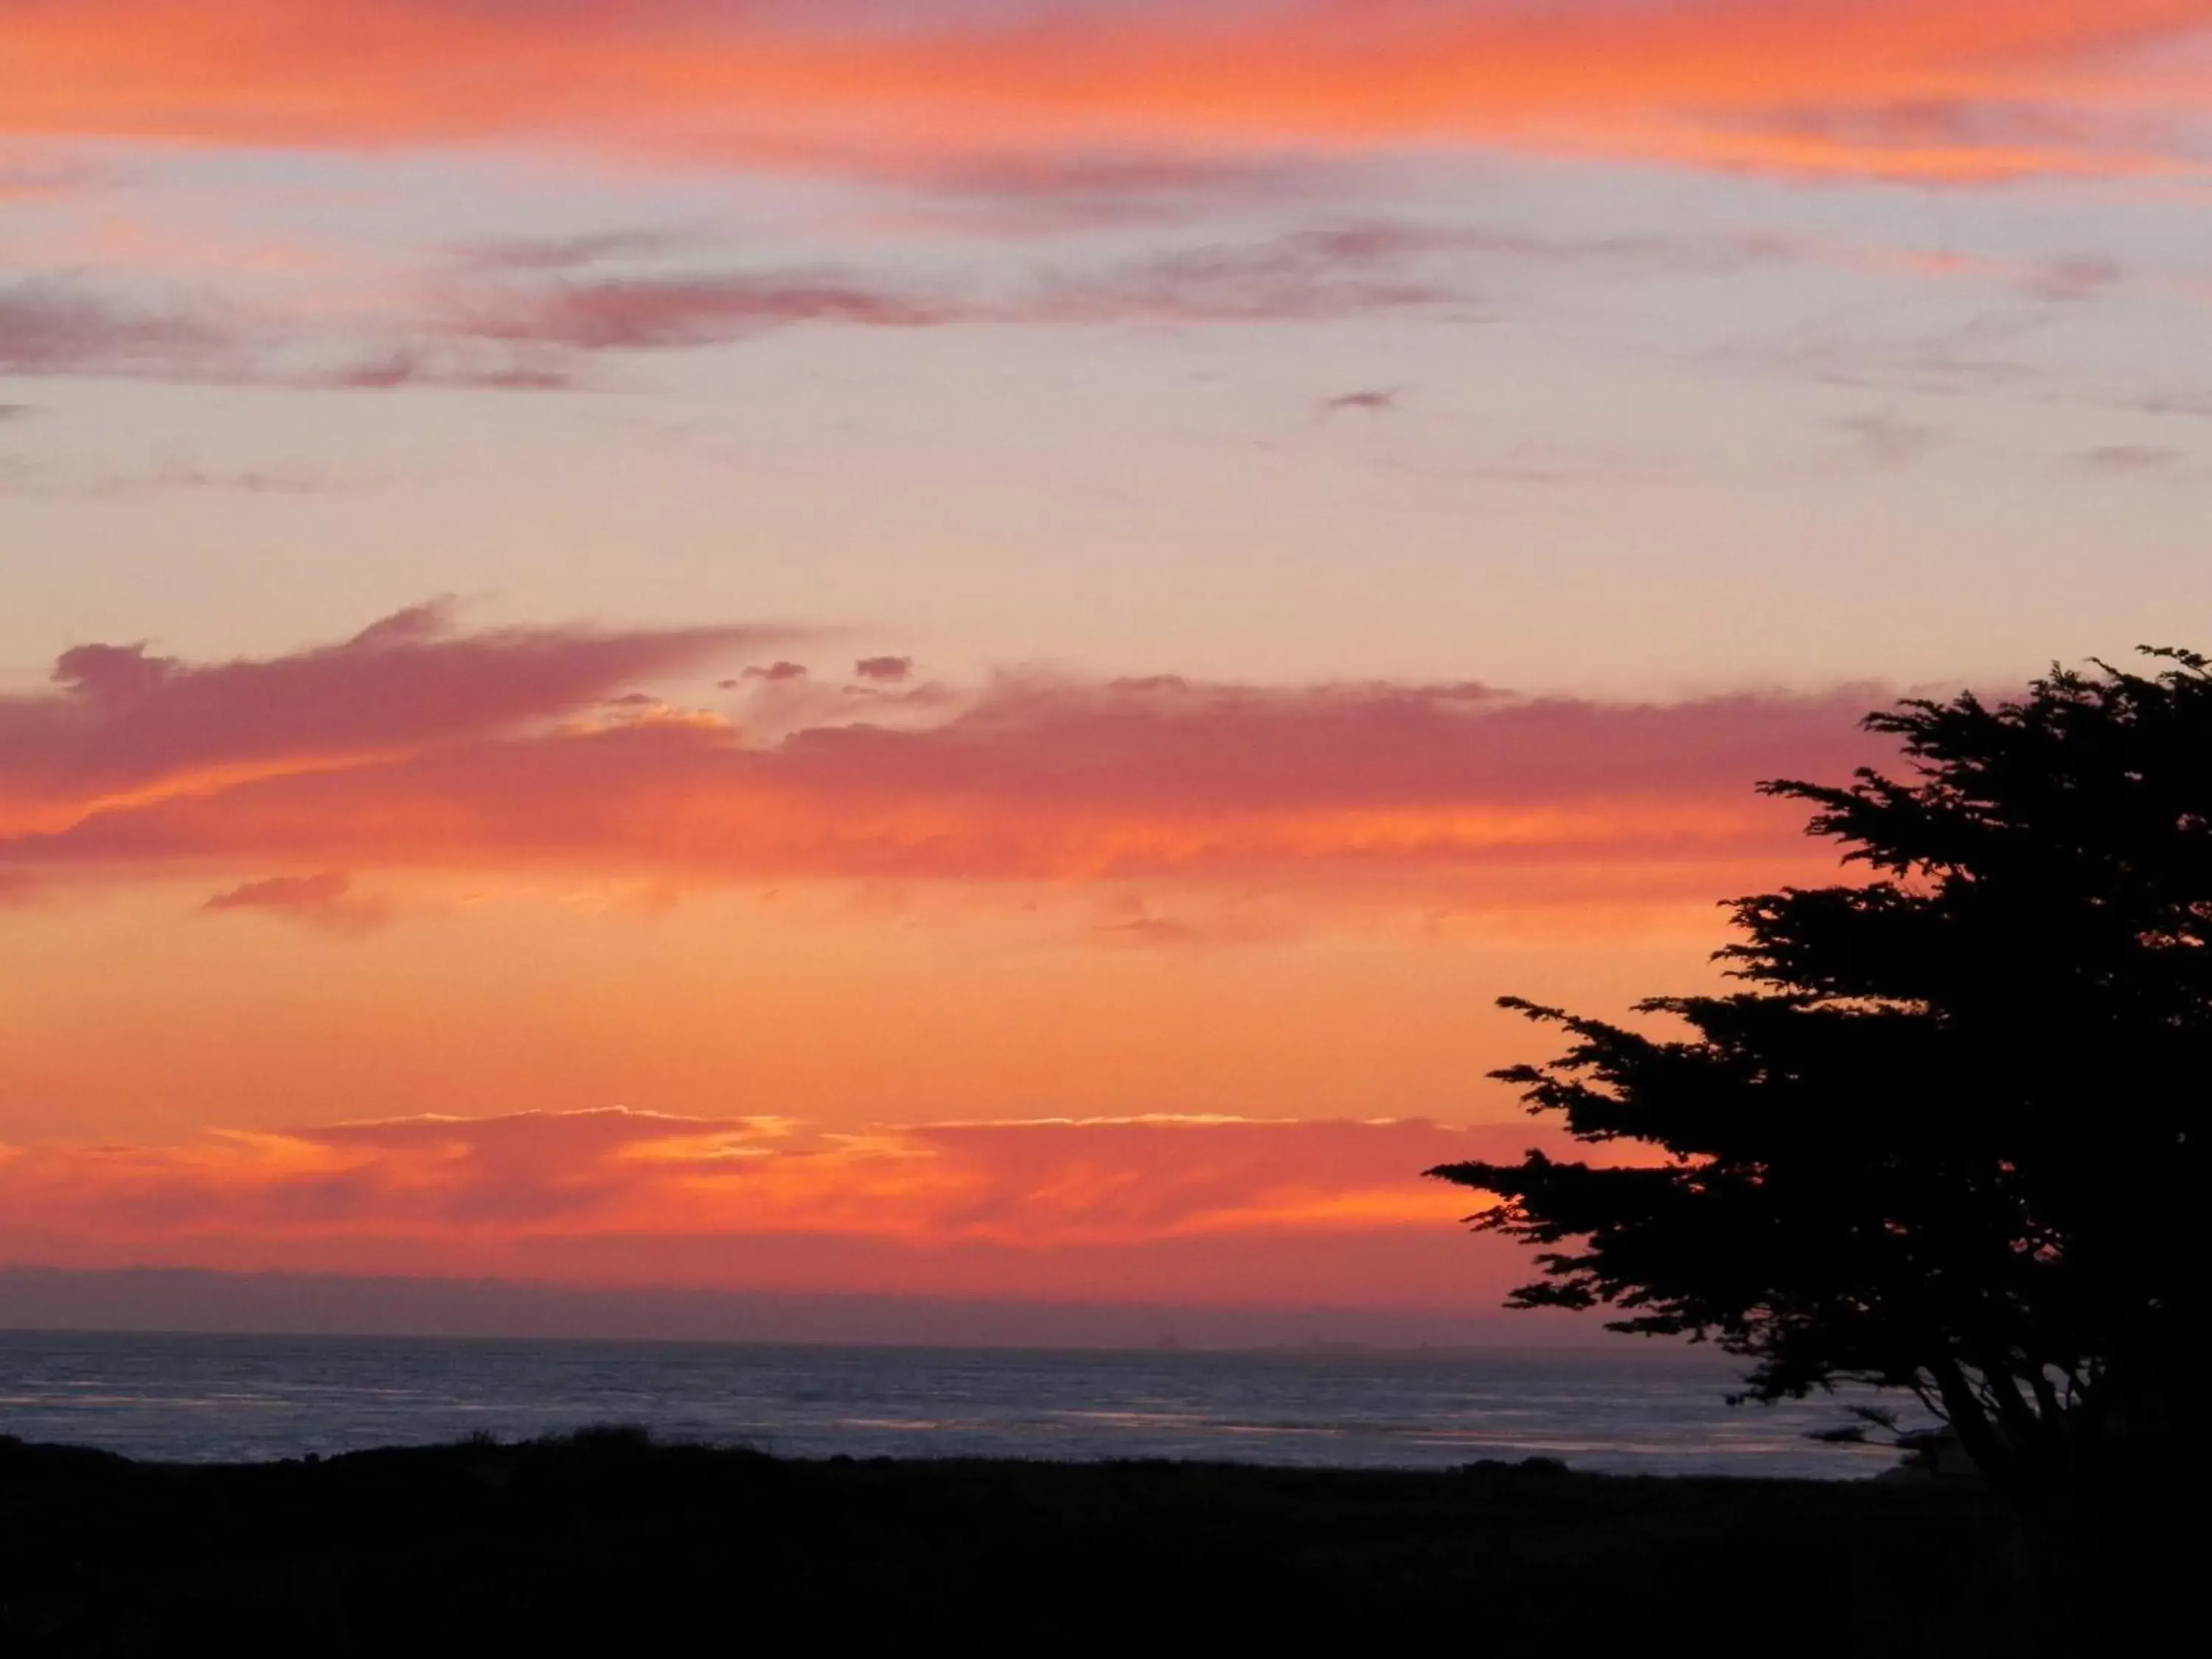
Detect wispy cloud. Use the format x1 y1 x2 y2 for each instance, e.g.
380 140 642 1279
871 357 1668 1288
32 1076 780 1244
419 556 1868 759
439 223 1478 358
0 600 790 834
0 277 581 392
1831 408 1953 469
450 273 956 351
0 282 241 379
869 150 1336 235
6 2 2207 185
2076 442 2191 474
2 208 2177 400
0 226 1470 391
311 347 580 393
2070 442 2205 483
0 1107 1577 1302
203 869 393 935
0 455 378 501
1319 387 1402 417
447 227 696 275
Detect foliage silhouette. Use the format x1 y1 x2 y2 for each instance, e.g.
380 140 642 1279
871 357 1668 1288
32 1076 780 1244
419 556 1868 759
0 1431 2005 1655
1430 650 2203 1533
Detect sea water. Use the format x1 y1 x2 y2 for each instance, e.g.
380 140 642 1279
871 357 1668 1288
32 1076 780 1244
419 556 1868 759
0 1329 1914 1478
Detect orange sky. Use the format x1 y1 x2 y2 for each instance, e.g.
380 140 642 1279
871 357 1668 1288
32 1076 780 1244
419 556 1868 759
0 605 1869 1317
4 1 2200 1335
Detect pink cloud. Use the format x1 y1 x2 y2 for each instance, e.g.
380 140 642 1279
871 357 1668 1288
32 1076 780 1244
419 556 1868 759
0 611 1898 907
0 601 787 832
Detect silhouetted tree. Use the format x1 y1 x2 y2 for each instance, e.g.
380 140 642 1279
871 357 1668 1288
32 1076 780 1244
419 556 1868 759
1431 651 2203 1538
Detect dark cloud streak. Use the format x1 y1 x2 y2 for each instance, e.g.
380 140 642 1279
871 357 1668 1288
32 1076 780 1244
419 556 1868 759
0 601 789 816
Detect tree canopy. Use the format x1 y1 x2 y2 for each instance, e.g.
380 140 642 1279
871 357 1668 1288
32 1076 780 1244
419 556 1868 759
1430 650 2206 1506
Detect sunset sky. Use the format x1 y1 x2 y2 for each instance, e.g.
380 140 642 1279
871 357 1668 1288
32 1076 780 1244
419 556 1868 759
4 1 2208 1337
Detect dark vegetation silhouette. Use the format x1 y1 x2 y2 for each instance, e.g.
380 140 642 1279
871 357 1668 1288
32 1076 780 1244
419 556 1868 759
1430 650 2205 1626
0 1429 2003 1655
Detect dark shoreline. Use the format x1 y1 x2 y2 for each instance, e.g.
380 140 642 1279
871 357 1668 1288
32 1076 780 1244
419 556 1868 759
3 1427 2014 1655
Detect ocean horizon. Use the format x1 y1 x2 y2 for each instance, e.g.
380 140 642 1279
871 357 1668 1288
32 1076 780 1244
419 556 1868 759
0 1326 1917 1480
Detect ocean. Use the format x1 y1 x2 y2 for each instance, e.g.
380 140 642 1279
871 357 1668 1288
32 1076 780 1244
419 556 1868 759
0 1329 1918 1478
